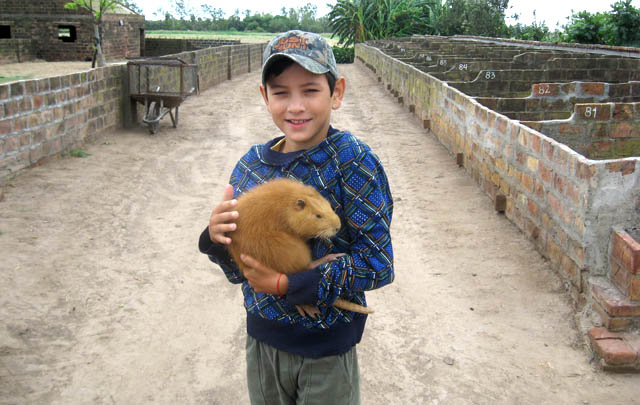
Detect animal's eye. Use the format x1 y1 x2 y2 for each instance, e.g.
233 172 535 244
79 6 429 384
316 214 322 219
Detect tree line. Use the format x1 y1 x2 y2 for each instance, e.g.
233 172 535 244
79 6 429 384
140 0 639 48
146 2 330 33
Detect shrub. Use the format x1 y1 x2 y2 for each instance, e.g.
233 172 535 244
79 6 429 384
332 46 354 63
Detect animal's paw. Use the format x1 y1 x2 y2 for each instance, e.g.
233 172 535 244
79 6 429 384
295 304 320 319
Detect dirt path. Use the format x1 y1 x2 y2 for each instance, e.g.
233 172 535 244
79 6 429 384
1 63 638 404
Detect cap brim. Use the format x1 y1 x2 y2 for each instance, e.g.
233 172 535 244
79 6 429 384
261 53 330 84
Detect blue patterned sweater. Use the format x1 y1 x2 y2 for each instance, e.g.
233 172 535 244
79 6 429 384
198 127 394 358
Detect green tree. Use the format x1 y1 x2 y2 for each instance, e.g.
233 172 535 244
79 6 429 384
64 0 119 67
607 0 640 46
328 0 435 46
563 11 610 45
437 0 509 37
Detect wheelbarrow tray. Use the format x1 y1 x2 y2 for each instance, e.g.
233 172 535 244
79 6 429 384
127 58 199 133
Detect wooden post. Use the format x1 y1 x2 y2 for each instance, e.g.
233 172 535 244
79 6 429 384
495 194 507 213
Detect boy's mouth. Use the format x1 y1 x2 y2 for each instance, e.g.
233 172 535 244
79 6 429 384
286 119 311 129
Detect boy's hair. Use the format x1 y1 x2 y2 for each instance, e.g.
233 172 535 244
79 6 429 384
261 30 338 95
262 58 337 96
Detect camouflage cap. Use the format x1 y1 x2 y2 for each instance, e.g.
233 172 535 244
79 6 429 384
262 30 338 85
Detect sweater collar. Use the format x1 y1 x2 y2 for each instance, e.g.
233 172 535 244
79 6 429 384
261 126 341 166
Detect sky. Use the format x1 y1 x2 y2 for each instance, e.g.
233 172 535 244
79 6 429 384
135 0 639 29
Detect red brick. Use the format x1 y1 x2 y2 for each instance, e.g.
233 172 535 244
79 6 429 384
529 132 541 154
553 173 567 194
613 104 633 121
521 173 534 193
542 139 555 161
592 336 637 365
554 147 569 170
592 284 640 317
605 160 636 176
0 119 11 135
497 117 508 134
581 82 605 95
548 192 562 216
610 123 632 138
566 182 580 205
558 124 583 136
613 230 640 274
561 254 581 288
592 302 633 331
533 83 560 97
631 276 640 301
575 161 596 180
538 161 552 183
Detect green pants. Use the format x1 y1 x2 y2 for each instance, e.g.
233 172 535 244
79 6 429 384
246 336 361 405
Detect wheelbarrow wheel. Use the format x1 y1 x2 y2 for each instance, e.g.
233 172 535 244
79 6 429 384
148 102 161 134
146 101 161 134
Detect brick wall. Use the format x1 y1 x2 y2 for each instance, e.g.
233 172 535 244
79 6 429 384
476 81 640 122
144 38 240 57
160 43 264 91
356 42 640 306
0 0 145 61
0 42 265 182
523 102 640 159
0 65 125 176
0 39 36 64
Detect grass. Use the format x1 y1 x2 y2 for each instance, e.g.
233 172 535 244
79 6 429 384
147 30 338 45
0 74 33 84
69 149 90 158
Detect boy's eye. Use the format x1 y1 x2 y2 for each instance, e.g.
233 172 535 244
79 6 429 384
316 214 322 219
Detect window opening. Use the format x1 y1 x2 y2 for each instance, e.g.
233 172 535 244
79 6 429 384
58 25 77 42
0 25 10 38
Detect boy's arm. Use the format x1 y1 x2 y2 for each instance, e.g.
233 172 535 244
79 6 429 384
198 226 245 284
286 149 394 307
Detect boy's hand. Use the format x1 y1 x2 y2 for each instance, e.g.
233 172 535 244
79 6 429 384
241 254 321 320
208 184 238 245
240 254 288 295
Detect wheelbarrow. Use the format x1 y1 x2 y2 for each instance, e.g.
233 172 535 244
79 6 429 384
127 58 199 134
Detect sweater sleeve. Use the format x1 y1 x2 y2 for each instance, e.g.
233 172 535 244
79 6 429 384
317 148 394 307
198 226 245 284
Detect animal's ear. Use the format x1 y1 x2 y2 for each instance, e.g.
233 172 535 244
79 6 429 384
296 199 306 210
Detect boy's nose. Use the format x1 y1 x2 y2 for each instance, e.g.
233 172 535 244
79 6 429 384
287 95 305 113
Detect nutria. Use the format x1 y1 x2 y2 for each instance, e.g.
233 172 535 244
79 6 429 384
227 178 373 314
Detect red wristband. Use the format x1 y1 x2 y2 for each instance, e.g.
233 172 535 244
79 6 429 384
276 273 283 296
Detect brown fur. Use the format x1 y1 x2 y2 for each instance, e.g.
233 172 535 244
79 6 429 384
227 178 373 314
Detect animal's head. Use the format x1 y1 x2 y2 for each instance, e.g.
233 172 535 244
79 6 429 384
287 186 341 240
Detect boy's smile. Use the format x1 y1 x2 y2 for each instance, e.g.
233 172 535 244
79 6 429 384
260 63 345 153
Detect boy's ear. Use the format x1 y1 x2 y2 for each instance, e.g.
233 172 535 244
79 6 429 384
331 77 346 110
259 84 271 113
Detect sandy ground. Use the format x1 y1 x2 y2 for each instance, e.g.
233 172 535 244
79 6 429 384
1 62 639 404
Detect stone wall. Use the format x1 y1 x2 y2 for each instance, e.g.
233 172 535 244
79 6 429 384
355 41 640 309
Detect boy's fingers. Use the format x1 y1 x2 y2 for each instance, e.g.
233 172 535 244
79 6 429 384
222 184 234 202
240 254 263 270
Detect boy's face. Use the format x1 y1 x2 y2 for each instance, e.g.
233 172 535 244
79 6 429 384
260 63 345 153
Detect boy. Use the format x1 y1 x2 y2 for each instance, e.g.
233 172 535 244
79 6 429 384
198 30 394 404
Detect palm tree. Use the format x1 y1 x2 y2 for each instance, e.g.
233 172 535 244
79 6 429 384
328 0 439 46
